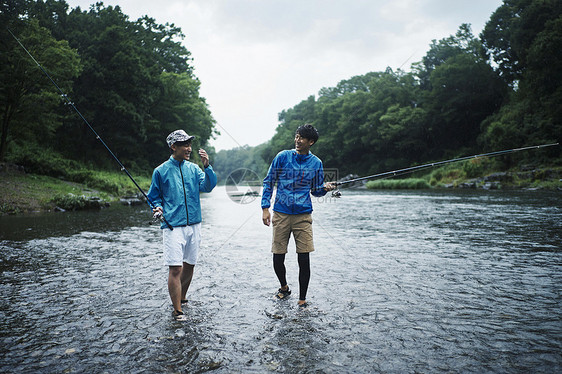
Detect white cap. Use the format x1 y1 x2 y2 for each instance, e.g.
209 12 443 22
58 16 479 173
166 130 195 148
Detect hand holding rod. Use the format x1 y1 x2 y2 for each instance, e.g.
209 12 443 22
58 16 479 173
8 28 174 230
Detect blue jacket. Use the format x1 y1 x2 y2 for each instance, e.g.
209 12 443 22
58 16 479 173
147 156 217 228
261 150 327 214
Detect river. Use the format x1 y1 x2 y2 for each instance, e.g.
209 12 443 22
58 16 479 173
1 186 561 373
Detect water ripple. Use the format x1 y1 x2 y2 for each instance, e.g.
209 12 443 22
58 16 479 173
1 188 561 373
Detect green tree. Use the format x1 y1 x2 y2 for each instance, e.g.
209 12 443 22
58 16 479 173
378 105 428 162
2 0 216 175
0 18 80 161
39 2 210 171
147 71 216 168
27 0 70 38
480 0 561 159
49 4 158 168
424 53 507 152
412 24 507 156
315 69 423 174
414 24 485 90
134 16 193 75
362 69 423 170
481 0 562 86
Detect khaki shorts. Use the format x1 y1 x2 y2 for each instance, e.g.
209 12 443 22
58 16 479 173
271 211 314 254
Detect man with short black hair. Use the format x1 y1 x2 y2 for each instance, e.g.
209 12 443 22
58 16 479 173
147 129 217 321
262 124 335 307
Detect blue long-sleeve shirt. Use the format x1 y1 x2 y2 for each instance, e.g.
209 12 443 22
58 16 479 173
261 150 327 214
147 156 217 228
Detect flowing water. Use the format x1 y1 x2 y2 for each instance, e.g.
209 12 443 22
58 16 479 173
1 187 561 373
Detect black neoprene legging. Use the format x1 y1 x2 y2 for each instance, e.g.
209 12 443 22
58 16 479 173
273 253 310 301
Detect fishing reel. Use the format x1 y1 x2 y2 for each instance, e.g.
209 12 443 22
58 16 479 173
151 209 174 230
331 189 342 198
152 210 164 223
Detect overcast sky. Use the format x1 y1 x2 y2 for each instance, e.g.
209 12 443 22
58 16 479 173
65 0 504 151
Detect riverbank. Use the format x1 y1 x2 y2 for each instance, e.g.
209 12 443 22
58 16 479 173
1 162 560 215
364 164 562 191
0 163 150 215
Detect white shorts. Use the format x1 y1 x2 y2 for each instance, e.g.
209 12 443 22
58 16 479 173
162 223 202 266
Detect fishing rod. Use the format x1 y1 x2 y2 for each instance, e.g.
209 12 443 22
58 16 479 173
325 143 559 196
8 28 174 230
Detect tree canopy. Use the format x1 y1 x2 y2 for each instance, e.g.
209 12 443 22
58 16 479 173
1 0 216 173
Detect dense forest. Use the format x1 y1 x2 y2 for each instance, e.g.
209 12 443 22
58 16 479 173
1 0 561 187
1 0 215 177
215 0 561 180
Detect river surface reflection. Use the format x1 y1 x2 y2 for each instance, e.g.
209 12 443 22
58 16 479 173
1 187 561 373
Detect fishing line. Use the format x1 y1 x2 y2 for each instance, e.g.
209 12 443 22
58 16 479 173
323 143 559 196
8 28 173 230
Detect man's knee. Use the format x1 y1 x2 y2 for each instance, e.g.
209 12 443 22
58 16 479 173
169 266 182 278
298 252 310 266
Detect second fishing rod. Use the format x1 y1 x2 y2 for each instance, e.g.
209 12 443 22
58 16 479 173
317 142 559 197
8 28 174 230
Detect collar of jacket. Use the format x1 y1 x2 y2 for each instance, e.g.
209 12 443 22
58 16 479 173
292 150 312 162
168 156 185 166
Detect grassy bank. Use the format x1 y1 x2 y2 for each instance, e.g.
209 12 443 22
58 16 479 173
0 164 151 215
2 160 560 215
366 178 430 190
365 160 562 191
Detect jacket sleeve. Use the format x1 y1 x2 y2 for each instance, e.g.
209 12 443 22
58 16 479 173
147 169 163 209
199 165 217 192
311 161 327 197
261 152 282 209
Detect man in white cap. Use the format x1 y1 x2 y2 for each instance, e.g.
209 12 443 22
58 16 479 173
147 129 217 321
